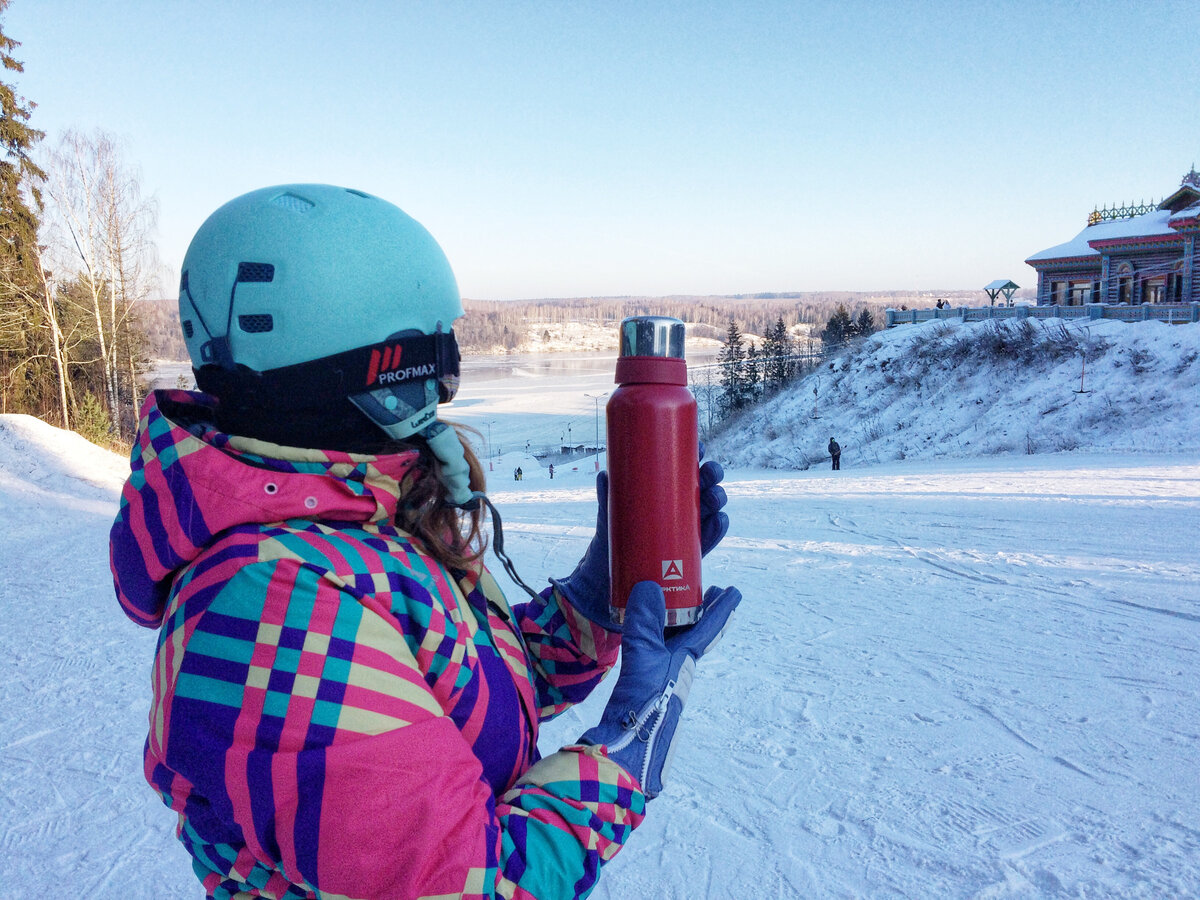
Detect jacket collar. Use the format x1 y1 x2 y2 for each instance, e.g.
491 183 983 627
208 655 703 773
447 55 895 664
111 390 419 627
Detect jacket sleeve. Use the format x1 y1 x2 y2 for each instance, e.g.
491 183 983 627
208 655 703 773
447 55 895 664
151 557 643 900
512 584 623 721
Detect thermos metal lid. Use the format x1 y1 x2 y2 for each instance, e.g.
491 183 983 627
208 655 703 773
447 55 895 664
619 316 686 360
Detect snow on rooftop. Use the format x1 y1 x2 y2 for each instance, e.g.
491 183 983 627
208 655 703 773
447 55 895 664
1170 199 1200 222
1026 209 1179 262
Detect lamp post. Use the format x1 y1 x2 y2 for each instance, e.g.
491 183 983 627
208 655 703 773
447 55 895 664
483 420 495 471
584 392 608 471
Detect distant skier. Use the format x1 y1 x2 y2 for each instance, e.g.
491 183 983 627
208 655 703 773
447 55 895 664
549 464 555 479
516 466 524 481
828 437 841 470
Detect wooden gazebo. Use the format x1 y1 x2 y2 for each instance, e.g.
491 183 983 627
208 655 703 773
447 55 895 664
983 279 1020 306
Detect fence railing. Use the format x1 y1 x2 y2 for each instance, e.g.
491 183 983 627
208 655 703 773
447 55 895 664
886 302 1200 327
688 352 825 437
684 351 823 377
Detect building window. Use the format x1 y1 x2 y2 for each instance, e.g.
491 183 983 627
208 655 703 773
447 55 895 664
1118 277 1132 303
1051 281 1067 305
1091 281 1101 303
1069 282 1092 306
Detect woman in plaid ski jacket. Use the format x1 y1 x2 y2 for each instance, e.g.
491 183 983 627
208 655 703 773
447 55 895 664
111 389 637 898
110 185 737 900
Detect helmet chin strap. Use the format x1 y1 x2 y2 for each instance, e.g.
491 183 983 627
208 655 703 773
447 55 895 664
423 421 474 507
350 385 472 506
354 385 540 600
426 421 540 600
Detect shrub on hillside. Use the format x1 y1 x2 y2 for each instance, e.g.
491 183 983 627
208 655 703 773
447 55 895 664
75 393 113 449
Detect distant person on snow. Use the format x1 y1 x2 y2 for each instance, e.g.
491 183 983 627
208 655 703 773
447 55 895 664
829 437 842 470
108 184 739 900
549 463 555 479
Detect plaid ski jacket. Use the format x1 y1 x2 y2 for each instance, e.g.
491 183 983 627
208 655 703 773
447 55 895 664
110 391 642 900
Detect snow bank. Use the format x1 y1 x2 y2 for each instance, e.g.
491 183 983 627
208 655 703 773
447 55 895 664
0 414 130 503
708 318 1200 469
0 416 187 895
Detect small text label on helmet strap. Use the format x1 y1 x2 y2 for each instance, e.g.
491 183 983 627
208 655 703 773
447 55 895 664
410 407 436 430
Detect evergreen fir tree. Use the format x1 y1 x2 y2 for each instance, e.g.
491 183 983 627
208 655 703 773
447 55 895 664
718 318 749 413
0 1 48 419
759 324 779 387
745 343 761 400
820 305 853 350
855 308 876 337
0 0 44 280
766 316 793 385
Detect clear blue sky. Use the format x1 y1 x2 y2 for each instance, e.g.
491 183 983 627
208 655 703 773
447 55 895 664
9 1 1199 300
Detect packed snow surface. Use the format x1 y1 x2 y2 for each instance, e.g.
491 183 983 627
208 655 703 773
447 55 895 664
2 317 1198 898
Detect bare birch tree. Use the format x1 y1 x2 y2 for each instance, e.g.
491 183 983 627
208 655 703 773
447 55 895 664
41 129 158 436
34 246 69 427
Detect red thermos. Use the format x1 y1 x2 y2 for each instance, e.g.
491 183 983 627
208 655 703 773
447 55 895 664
607 316 702 626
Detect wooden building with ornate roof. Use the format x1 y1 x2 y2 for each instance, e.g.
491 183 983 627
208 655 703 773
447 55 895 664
1025 167 1200 307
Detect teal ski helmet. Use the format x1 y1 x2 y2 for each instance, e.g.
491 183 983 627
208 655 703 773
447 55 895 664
179 184 474 503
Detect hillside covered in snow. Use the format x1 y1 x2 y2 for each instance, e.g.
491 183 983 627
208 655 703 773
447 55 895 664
709 317 1200 470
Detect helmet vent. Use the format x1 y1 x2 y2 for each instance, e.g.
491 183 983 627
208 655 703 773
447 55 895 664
182 320 194 338
238 314 275 334
271 192 315 213
236 262 275 283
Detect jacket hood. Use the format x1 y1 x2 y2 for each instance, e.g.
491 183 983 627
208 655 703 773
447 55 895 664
111 390 419 628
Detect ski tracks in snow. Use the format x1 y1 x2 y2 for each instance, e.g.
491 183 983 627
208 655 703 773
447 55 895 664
563 462 1200 899
4 440 1200 897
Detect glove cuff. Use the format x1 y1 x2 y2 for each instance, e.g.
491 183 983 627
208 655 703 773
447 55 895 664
579 655 695 799
551 573 616 629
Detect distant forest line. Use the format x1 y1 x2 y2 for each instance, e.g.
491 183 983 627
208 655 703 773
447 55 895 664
137 290 991 360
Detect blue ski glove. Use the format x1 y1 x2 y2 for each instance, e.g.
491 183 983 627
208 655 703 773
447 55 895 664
699 455 730 554
549 470 614 626
580 580 742 798
552 450 730 629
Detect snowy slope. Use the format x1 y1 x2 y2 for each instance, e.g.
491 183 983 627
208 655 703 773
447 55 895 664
2 320 1199 898
0 416 185 893
524 454 1200 899
707 318 1200 470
